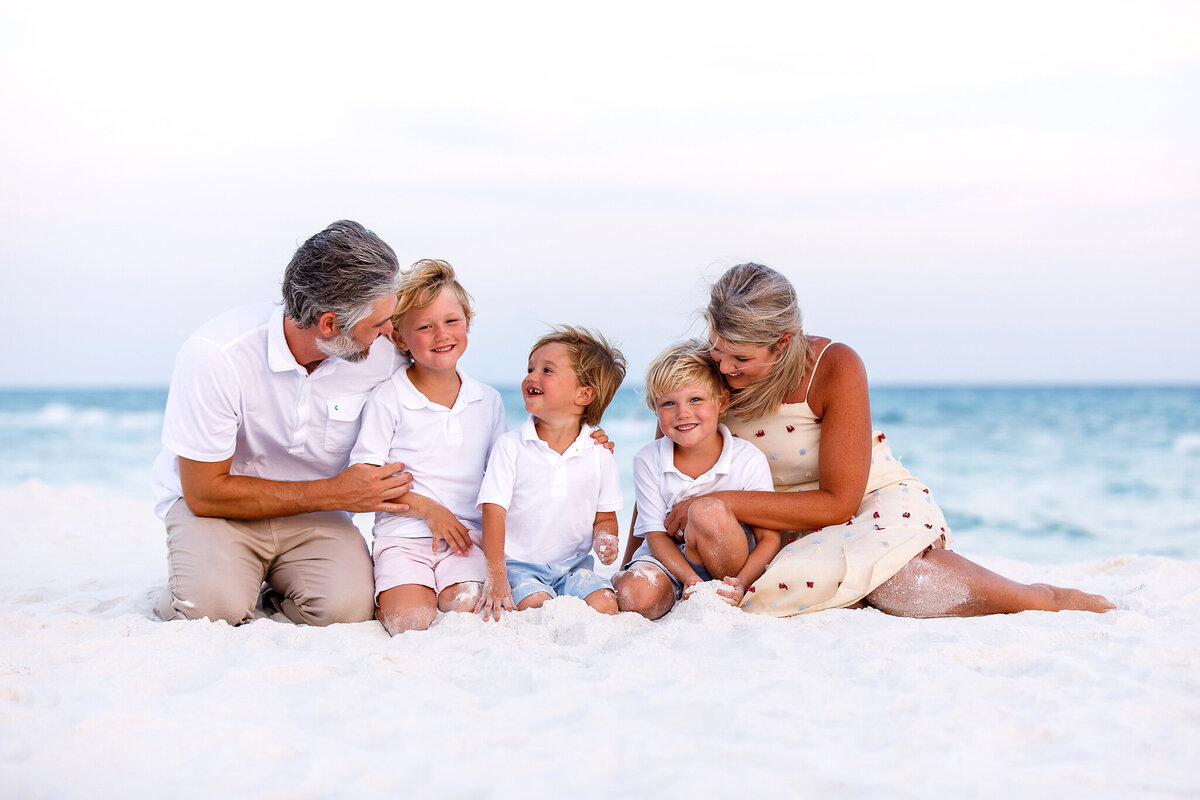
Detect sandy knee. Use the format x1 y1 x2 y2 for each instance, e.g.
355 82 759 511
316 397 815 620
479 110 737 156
585 589 619 615
438 582 483 613
377 605 437 636
685 497 734 538
614 565 675 619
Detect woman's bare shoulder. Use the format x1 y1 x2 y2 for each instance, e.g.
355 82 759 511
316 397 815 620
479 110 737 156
806 339 868 412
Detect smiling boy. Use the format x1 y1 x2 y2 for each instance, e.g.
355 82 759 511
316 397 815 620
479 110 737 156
613 340 780 619
475 327 626 619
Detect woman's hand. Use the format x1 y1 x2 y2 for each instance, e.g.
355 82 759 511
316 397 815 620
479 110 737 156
664 496 702 540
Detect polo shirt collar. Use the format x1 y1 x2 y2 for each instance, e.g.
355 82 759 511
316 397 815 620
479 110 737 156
395 366 482 411
658 423 735 478
519 416 595 456
266 305 305 374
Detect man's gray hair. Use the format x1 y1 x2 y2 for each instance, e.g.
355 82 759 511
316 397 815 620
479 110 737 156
282 220 400 330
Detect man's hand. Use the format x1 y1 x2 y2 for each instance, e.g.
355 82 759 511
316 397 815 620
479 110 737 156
327 462 412 513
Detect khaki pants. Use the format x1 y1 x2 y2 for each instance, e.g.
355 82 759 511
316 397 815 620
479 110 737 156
160 500 375 626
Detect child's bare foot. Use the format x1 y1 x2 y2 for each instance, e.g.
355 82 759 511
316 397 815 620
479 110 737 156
1032 583 1116 613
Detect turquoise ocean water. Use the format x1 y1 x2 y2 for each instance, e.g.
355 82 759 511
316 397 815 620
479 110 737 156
2 385 1197 564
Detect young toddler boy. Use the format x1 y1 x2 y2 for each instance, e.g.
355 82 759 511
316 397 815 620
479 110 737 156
613 340 780 619
475 326 626 619
349 259 506 635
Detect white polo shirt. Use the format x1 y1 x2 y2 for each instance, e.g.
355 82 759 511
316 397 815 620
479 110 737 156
630 424 774 559
349 367 506 539
477 416 623 564
151 302 401 520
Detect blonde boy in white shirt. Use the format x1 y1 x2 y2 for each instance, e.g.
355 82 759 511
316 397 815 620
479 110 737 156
476 327 626 619
350 260 506 635
613 340 781 620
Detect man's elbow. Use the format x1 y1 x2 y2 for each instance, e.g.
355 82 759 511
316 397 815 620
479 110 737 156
182 491 224 518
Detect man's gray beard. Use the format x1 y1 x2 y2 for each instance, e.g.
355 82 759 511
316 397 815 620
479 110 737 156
315 331 370 364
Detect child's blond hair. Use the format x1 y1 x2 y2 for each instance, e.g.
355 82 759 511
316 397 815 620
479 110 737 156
530 326 626 426
643 339 726 411
392 259 475 336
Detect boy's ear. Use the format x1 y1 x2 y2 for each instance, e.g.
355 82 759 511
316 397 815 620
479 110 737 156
389 329 409 355
317 311 340 338
575 385 596 408
718 388 730 414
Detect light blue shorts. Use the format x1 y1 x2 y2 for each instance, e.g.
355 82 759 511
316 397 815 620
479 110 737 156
506 553 614 605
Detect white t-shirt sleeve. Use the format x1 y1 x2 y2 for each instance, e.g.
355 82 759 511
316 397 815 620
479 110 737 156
742 446 775 493
484 392 508 462
476 433 518 510
595 448 623 513
160 336 241 463
632 447 668 537
349 383 398 467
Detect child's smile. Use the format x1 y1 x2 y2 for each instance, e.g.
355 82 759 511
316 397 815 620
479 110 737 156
394 288 469 372
523 342 587 421
655 383 724 449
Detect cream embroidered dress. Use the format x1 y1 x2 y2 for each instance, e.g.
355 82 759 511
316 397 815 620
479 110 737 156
732 346 948 616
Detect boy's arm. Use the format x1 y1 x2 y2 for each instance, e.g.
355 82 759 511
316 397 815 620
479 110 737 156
400 493 471 556
476 503 515 621
647 530 702 590
592 511 619 565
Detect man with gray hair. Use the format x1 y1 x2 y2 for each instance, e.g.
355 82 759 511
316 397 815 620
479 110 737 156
152 220 411 626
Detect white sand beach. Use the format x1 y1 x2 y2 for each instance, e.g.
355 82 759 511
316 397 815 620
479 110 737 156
1 482 1196 798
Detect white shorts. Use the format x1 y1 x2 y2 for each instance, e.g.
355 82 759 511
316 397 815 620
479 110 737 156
372 532 486 600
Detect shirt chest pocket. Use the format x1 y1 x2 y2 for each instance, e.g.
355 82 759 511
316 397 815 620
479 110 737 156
324 393 370 453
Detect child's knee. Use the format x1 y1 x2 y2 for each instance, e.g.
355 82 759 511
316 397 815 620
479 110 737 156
614 567 675 619
516 591 553 611
585 588 618 615
438 581 482 613
377 604 437 635
685 497 736 543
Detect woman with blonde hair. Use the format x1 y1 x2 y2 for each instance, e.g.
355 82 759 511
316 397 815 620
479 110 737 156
663 262 1113 617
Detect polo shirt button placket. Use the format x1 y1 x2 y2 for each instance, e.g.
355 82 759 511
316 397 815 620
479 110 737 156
291 372 310 455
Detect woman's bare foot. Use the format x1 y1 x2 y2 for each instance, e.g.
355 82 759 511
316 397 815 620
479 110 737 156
1031 583 1116 613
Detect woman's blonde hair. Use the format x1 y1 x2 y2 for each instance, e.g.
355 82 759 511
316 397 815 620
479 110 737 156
704 262 810 421
642 339 725 411
392 259 475 346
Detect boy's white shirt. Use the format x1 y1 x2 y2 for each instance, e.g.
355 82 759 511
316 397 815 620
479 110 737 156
630 424 774 560
349 365 506 539
477 416 623 564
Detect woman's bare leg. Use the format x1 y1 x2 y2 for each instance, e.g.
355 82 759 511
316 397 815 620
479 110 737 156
865 548 1114 618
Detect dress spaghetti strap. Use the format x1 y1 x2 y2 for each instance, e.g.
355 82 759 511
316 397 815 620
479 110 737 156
801 341 838 404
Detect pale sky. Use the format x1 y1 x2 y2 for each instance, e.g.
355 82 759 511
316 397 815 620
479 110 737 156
2 1 1197 388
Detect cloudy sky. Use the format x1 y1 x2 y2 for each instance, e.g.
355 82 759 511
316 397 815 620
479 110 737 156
2 1 1197 388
